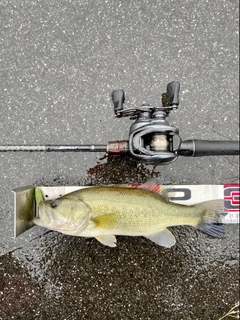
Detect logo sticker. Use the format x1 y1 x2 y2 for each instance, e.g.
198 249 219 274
224 184 240 212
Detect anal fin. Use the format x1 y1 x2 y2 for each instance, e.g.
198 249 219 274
146 228 176 248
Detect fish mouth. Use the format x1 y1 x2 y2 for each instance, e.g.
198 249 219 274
33 203 55 226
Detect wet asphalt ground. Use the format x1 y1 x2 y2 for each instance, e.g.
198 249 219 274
0 0 239 319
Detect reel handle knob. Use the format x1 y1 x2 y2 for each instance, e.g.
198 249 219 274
112 89 125 115
167 81 180 106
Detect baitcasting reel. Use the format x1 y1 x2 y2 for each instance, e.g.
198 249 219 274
0 81 239 165
112 81 181 164
111 81 239 164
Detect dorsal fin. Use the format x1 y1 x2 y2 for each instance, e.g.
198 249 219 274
122 178 175 201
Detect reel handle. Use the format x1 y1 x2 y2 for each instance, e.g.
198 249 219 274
166 81 180 106
112 89 125 115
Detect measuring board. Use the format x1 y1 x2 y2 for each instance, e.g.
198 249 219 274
13 184 239 238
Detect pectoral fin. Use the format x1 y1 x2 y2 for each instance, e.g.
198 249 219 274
146 228 176 248
95 234 117 247
93 214 117 229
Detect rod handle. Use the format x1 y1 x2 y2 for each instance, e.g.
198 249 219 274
179 140 240 156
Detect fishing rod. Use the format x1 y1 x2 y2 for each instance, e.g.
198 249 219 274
0 81 239 165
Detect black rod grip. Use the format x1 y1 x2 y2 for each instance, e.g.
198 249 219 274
179 140 240 157
166 81 180 106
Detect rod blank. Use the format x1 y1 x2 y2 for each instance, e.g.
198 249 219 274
0 145 106 152
0 145 47 151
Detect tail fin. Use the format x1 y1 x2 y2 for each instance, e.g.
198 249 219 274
195 200 225 238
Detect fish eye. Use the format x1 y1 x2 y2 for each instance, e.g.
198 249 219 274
51 201 59 209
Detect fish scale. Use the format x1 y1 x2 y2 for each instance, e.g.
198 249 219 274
80 187 199 223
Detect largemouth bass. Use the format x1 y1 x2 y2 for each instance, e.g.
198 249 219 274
33 185 224 248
